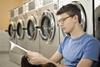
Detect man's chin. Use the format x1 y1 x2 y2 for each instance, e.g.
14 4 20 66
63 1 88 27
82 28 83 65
62 30 67 33
62 30 70 36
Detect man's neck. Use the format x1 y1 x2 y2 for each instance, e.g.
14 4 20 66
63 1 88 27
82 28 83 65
70 24 85 39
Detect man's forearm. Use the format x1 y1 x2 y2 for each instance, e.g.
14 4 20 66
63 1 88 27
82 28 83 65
45 59 65 67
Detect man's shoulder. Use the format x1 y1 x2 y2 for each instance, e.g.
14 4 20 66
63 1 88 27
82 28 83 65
79 33 100 46
84 34 100 47
83 34 96 41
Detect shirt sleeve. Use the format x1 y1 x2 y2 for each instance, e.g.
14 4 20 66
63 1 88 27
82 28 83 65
57 42 63 54
82 39 100 62
57 37 68 54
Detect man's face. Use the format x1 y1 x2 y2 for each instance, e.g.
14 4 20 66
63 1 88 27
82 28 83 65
57 13 76 33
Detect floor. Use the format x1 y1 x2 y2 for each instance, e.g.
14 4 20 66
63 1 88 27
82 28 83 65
0 52 20 67
0 31 20 67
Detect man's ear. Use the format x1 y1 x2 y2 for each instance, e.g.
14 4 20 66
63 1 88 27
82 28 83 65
73 15 78 23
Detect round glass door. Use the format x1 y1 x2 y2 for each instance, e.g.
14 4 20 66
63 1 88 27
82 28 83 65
27 17 37 40
17 20 25 39
8 24 16 38
40 11 56 41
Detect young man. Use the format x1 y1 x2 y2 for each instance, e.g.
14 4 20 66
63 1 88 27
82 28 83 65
26 4 100 67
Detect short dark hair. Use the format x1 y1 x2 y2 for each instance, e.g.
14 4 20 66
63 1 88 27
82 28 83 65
56 4 81 23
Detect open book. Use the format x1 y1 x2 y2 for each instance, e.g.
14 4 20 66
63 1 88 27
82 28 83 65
9 41 28 52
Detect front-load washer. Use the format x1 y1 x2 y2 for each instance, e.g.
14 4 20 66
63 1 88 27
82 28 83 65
7 10 19 64
9 5 27 65
8 7 25 65
22 0 40 52
8 9 17 42
38 0 60 58
10 1 39 65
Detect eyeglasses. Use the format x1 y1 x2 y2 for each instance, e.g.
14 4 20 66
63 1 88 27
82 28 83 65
58 16 72 23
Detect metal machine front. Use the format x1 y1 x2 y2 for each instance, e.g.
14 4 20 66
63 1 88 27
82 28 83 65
16 6 25 40
23 0 40 53
42 0 53 5
9 7 25 65
10 5 26 65
8 9 17 39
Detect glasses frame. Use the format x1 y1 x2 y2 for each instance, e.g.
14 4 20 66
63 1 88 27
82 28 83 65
58 15 73 23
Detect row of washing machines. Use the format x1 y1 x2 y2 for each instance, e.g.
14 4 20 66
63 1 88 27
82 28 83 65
7 0 100 65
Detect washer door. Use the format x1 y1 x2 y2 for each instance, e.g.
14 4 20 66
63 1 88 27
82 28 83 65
27 16 37 40
40 11 56 41
16 19 25 39
8 23 16 39
72 1 87 31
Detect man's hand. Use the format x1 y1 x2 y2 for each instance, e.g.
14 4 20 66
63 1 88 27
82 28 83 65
26 51 49 64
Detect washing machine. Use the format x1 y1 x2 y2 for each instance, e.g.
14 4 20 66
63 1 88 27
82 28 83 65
9 4 29 65
94 0 100 40
8 7 24 65
59 0 94 43
11 3 32 65
8 9 16 62
22 0 40 52
38 0 60 58
8 9 17 43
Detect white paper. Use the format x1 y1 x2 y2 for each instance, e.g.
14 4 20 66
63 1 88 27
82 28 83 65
9 41 28 52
